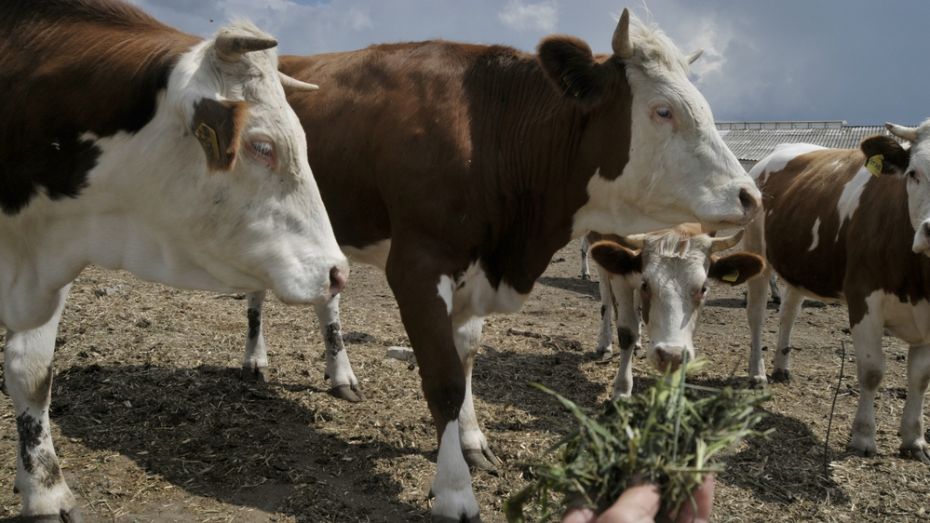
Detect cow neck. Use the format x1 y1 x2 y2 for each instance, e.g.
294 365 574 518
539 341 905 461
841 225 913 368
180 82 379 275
0 0 200 215
461 48 628 294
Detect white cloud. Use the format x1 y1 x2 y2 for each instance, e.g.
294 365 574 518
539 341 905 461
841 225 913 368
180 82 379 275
498 0 558 32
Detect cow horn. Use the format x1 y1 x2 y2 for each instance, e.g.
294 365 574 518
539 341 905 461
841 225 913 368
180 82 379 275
687 49 704 65
885 122 919 142
612 8 634 58
214 29 278 63
710 230 744 253
279 72 319 93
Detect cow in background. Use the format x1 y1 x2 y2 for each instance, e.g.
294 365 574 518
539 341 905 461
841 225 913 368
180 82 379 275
745 122 930 463
589 226 764 397
1 1 346 519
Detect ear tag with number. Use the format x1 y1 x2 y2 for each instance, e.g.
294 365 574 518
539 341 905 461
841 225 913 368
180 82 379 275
722 270 739 283
195 123 221 163
866 154 884 177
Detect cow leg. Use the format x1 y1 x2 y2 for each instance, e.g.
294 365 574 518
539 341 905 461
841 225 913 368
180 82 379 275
242 291 270 382
579 236 591 280
452 317 500 471
899 344 930 463
611 278 640 399
771 286 804 383
4 287 82 522
316 294 363 402
385 253 478 522
744 214 770 385
594 263 615 358
769 274 782 305
848 295 885 457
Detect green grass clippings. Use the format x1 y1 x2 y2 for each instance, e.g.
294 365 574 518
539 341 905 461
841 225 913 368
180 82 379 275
504 361 770 522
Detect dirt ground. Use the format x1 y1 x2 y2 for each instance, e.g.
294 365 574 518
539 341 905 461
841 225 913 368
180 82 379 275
1 238 928 522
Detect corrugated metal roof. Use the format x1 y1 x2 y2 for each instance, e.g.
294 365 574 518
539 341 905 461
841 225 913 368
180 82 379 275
716 122 898 162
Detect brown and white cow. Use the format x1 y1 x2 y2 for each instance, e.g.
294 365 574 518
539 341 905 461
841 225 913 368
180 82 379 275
744 121 930 464
588 227 764 397
242 10 760 521
1 1 347 519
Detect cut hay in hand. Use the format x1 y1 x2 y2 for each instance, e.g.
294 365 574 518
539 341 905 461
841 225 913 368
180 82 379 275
504 360 770 522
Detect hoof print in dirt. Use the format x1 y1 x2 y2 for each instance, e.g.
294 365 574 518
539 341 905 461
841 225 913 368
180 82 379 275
770 369 791 383
899 446 930 465
330 384 365 403
240 365 269 383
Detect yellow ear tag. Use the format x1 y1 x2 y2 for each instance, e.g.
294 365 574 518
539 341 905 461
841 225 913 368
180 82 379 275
866 154 884 177
194 123 221 162
722 270 739 283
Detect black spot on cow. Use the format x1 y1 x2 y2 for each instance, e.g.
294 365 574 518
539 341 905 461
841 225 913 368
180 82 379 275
617 327 636 351
324 323 345 357
16 411 44 473
247 308 261 340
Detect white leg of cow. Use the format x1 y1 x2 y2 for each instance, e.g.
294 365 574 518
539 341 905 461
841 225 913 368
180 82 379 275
744 215 770 385
453 317 499 471
848 296 885 457
242 290 269 382
771 286 804 383
594 264 615 358
316 294 363 402
769 274 782 305
611 279 640 399
899 344 930 463
431 420 480 522
4 287 82 521
579 236 591 280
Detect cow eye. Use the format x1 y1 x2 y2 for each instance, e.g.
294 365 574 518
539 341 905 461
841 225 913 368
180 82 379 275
908 170 918 182
246 137 277 168
700 284 708 295
640 280 649 294
655 106 673 120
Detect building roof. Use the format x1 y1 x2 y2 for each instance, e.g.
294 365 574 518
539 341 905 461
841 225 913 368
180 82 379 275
716 121 897 162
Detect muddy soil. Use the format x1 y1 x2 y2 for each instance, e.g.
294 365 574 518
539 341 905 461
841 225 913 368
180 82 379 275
1 239 928 522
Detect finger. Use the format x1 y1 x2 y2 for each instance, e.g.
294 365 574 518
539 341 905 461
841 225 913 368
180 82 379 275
562 507 597 523
676 475 715 523
597 483 661 523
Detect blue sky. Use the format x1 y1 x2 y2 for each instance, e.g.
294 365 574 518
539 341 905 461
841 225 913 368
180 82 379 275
133 1 930 124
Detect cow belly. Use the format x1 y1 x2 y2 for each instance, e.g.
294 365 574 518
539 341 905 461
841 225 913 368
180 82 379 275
882 295 930 346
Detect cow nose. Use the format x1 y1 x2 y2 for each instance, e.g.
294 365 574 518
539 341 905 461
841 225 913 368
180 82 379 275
739 187 761 218
329 266 347 296
653 344 685 371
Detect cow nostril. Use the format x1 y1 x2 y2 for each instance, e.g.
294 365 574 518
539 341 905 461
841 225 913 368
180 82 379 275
329 266 347 296
923 222 930 237
739 187 759 214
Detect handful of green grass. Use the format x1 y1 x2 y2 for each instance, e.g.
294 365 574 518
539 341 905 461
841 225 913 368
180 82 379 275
504 361 770 522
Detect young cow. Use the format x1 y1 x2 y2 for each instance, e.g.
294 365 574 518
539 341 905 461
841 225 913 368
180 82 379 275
252 10 760 520
745 121 930 463
589 227 765 398
1 1 347 519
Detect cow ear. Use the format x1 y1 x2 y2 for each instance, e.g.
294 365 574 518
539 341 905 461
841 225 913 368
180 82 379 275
708 253 765 286
191 98 248 171
590 241 642 275
538 36 608 108
860 135 910 176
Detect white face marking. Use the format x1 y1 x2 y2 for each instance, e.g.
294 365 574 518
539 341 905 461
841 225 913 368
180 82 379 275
430 420 479 520
835 168 871 241
571 19 759 237
808 217 821 251
437 275 454 315
902 121 930 255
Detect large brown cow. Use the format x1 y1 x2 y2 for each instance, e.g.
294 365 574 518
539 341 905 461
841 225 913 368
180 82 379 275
251 10 760 521
744 121 930 465
0 0 347 520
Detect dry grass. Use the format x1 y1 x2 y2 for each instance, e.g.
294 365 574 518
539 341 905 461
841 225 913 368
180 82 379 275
1 238 928 522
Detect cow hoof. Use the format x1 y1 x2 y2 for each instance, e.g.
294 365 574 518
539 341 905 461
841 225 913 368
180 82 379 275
849 444 876 458
24 508 83 523
595 347 613 362
464 447 502 472
900 445 930 465
770 369 791 383
330 384 365 403
748 376 768 389
241 365 269 383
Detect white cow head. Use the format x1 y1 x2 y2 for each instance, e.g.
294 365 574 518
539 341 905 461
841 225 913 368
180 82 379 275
545 9 760 237
129 22 346 304
866 119 930 256
591 228 764 370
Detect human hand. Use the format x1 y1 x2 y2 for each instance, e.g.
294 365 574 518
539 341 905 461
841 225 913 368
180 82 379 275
561 475 715 523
